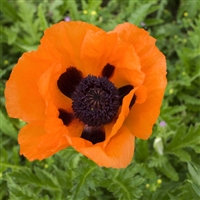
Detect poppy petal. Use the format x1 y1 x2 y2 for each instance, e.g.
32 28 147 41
19 123 69 161
81 30 145 88
43 98 83 139
112 22 156 56
39 21 102 70
118 85 133 105
38 63 72 112
113 23 167 139
5 51 48 122
109 43 145 88
80 31 117 76
135 85 147 104
125 89 165 139
103 85 147 146
37 63 84 140
73 125 135 168
113 22 167 91
104 88 136 147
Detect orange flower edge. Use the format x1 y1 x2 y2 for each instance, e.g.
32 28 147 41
5 21 167 168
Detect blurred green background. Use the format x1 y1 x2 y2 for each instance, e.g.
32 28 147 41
0 0 200 199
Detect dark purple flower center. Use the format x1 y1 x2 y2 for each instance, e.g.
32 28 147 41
71 75 120 126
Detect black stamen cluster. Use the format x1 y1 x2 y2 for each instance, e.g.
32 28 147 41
72 75 119 126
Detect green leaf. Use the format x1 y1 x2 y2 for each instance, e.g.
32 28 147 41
188 162 200 197
168 193 177 200
178 180 200 200
0 1 20 21
7 178 39 200
189 182 200 197
135 139 149 162
14 42 38 51
188 162 200 189
193 145 200 154
160 160 179 181
51 165 72 189
102 164 144 200
156 0 167 18
17 1 40 44
7 167 61 192
87 0 102 10
66 0 79 20
145 18 164 26
0 162 22 173
71 162 97 199
37 3 48 30
167 149 191 162
128 2 155 25
177 0 200 19
34 167 61 189
166 125 200 151
162 105 186 116
2 26 18 45
108 176 143 200
0 110 17 139
148 155 167 168
179 93 200 105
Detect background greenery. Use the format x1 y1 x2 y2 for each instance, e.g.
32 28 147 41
0 0 200 199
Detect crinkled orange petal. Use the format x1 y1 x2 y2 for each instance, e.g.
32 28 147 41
125 89 165 139
109 42 145 88
113 22 166 90
140 46 167 92
5 51 48 122
135 85 147 104
81 30 145 87
44 101 84 138
19 123 69 160
104 85 147 146
81 27 143 87
104 88 136 147
38 66 84 138
71 125 135 168
113 23 167 139
39 21 102 71
38 63 72 112
80 31 117 76
111 23 156 55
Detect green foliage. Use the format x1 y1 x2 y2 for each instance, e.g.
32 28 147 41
165 125 200 158
187 162 200 197
102 164 144 200
1 0 200 199
1 149 144 200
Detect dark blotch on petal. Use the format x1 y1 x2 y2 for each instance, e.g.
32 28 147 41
58 109 74 126
129 94 136 108
101 63 115 79
81 125 105 144
118 85 133 105
57 67 83 98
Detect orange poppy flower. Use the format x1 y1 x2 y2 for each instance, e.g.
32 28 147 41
5 21 167 168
